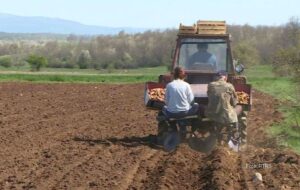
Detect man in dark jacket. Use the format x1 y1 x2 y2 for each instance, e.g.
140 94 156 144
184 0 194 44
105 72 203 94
205 71 238 145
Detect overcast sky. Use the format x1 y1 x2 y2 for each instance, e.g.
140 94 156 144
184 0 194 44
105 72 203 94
0 0 299 28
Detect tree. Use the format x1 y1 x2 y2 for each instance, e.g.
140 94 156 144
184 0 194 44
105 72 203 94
77 50 92 69
26 55 47 71
271 17 300 77
233 41 260 67
281 17 300 48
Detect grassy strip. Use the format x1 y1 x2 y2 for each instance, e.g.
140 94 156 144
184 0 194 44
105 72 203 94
246 65 298 102
0 65 168 75
0 66 168 83
0 73 158 83
246 64 300 153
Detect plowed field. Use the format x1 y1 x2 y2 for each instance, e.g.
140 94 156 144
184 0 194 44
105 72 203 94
0 83 299 189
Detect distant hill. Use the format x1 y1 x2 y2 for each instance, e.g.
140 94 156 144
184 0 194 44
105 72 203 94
0 13 148 35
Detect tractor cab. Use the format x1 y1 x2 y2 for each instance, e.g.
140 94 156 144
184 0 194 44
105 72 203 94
169 21 237 104
175 35 233 84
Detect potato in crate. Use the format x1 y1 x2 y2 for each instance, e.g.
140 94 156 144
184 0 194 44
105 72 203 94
144 82 166 109
234 83 252 111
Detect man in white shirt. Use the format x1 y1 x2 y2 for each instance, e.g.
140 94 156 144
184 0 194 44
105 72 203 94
163 67 199 118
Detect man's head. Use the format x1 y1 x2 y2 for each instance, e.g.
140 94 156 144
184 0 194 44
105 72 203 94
216 70 228 81
173 66 185 80
197 43 208 51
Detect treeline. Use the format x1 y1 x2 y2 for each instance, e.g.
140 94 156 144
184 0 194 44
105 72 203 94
0 30 177 70
0 32 68 41
0 18 299 77
229 17 300 77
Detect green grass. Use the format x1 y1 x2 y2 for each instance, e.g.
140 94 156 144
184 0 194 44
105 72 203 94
246 65 298 102
0 65 168 75
0 66 168 83
0 73 159 83
246 64 300 153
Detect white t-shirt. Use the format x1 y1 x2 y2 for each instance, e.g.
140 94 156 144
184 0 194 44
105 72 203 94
165 79 194 113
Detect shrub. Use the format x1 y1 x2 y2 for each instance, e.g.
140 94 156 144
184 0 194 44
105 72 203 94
233 41 260 67
26 55 47 71
77 50 91 69
0 55 12 67
272 47 300 77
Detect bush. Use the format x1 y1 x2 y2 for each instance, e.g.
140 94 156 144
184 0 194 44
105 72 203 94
0 55 12 67
63 61 76 69
272 47 300 77
26 55 47 71
47 59 64 68
77 50 91 69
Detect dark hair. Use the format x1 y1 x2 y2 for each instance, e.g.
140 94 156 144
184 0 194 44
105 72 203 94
215 70 228 80
197 43 208 50
173 66 185 79
217 70 228 77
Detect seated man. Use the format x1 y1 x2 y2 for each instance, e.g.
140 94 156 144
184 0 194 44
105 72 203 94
187 43 217 70
163 66 199 119
205 71 238 145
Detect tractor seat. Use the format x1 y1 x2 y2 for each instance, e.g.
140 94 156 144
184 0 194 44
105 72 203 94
168 115 198 121
156 114 199 122
158 108 199 121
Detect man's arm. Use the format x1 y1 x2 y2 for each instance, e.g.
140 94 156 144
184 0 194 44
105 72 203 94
186 84 194 104
229 84 238 106
208 54 217 69
207 83 212 96
165 85 170 105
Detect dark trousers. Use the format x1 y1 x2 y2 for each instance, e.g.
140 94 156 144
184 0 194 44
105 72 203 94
162 103 199 119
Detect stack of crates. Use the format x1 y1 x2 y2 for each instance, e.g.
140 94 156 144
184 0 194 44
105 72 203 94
178 23 197 34
178 20 227 35
197 20 226 35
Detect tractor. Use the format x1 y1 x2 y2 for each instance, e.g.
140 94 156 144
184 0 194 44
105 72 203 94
144 21 252 152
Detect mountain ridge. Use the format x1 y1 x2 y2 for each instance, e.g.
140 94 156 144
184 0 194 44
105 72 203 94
0 13 149 35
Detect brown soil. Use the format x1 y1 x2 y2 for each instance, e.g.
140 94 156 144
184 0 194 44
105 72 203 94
0 82 299 189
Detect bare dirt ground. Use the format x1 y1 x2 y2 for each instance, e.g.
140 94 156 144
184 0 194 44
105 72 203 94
0 82 299 190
